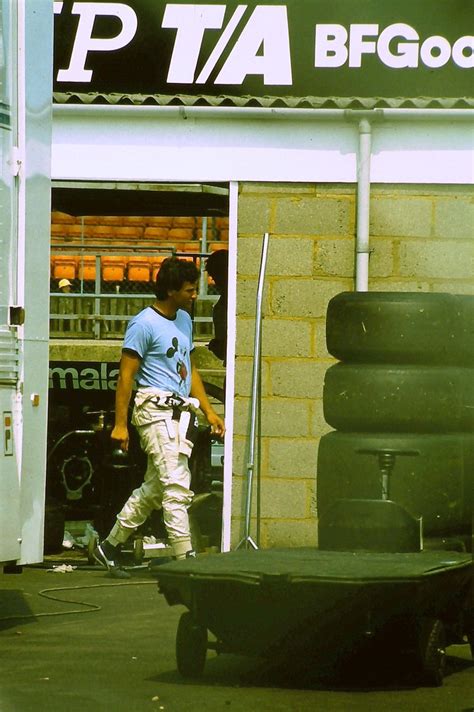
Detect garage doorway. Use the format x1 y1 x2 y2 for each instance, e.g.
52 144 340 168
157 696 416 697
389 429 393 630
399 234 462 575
46 180 236 559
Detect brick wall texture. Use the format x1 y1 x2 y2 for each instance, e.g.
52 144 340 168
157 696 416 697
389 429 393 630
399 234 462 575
232 182 474 548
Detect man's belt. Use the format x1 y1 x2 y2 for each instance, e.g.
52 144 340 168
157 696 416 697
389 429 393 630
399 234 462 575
153 393 193 420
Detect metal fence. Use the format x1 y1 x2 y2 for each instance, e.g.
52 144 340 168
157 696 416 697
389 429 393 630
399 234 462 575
49 249 217 340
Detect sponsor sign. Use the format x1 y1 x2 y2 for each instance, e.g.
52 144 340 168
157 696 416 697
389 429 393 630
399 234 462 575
53 0 473 100
49 361 119 392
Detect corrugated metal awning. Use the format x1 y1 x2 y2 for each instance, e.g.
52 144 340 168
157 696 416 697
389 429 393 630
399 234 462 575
53 92 474 110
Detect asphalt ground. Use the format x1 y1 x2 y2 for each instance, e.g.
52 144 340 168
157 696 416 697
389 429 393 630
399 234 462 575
0 557 473 712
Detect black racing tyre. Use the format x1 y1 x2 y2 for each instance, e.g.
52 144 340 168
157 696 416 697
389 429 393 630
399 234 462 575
463 605 474 659
326 292 474 366
176 612 208 678
323 363 474 433
416 618 446 687
317 431 474 536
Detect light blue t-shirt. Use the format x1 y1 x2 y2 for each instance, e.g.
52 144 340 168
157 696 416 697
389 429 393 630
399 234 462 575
123 306 194 397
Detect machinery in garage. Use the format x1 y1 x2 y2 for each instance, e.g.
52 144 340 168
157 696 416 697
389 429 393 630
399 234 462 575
44 380 225 562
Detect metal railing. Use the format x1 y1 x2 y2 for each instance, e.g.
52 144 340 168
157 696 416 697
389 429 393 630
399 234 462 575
49 247 218 340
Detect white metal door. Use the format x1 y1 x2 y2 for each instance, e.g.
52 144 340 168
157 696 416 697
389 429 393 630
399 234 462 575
0 0 53 565
0 0 21 562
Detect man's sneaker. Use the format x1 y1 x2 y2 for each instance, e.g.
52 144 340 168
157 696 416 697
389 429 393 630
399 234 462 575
93 541 131 579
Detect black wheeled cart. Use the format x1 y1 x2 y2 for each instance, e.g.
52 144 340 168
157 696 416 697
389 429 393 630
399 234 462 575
154 446 473 687
155 286 474 687
155 446 473 686
155 546 473 686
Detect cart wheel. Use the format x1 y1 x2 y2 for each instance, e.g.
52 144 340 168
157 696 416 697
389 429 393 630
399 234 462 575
417 618 446 686
133 538 144 564
176 611 207 678
87 534 98 565
468 631 474 661
465 608 474 659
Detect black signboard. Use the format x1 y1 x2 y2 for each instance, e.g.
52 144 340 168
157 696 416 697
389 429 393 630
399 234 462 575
53 0 473 100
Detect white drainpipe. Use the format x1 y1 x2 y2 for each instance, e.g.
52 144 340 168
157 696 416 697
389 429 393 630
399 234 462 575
355 119 372 292
53 105 474 122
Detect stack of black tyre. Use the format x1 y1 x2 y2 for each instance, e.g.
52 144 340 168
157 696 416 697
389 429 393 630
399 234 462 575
318 291 474 551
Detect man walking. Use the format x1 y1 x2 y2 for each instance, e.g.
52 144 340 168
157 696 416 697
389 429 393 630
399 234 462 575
94 257 225 577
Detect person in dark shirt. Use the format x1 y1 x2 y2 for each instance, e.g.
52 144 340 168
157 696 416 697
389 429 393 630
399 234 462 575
206 250 228 364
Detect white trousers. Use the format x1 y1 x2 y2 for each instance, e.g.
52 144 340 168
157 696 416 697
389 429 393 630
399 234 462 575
110 418 194 557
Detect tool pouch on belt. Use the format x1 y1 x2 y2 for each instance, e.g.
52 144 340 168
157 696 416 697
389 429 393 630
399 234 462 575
174 408 199 457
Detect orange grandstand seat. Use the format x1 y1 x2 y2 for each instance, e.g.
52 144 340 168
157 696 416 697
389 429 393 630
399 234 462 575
218 229 229 242
168 227 194 241
147 216 173 228
144 226 169 241
67 224 94 242
215 217 229 229
114 226 144 245
51 211 76 226
122 216 147 227
127 256 152 282
91 225 116 242
151 256 166 280
196 226 218 242
172 216 196 229
178 245 200 265
96 216 123 226
208 241 227 252
51 223 70 242
183 242 201 255
77 255 97 281
52 255 77 280
102 255 127 281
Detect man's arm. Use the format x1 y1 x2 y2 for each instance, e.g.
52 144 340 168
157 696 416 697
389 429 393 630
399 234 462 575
190 356 225 437
111 350 141 451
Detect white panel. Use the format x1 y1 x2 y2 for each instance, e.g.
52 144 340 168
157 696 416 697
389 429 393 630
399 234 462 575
52 112 357 182
52 109 473 185
371 122 474 184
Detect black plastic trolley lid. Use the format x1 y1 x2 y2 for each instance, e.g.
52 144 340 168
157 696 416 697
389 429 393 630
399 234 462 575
154 548 472 586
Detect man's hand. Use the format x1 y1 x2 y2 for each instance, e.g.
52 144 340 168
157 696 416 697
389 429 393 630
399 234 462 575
111 351 140 452
110 424 130 452
190 358 225 437
207 409 225 438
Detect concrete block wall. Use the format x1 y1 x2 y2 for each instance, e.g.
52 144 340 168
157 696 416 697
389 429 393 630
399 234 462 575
232 182 474 548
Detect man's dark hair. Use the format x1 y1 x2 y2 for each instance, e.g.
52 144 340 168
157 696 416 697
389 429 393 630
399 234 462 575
154 256 199 299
